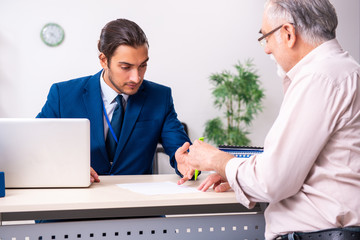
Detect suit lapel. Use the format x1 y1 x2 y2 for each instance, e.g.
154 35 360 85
113 82 147 161
83 70 110 163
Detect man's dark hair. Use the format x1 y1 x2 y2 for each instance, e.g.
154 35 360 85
98 19 149 61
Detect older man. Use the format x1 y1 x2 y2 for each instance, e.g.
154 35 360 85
176 0 360 239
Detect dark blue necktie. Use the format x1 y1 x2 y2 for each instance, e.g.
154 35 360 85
106 95 124 162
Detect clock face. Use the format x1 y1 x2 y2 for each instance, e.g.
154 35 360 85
40 23 65 47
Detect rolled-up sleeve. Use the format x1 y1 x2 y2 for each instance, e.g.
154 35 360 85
226 157 257 209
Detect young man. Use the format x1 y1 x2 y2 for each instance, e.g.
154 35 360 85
176 0 360 239
38 19 191 182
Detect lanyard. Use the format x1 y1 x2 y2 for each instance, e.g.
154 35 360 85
102 100 119 144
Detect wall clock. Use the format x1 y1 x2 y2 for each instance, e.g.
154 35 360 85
40 23 65 47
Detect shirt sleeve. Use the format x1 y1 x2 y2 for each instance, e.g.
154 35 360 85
226 73 347 204
226 157 257 209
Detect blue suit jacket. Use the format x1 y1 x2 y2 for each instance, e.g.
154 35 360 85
37 70 190 176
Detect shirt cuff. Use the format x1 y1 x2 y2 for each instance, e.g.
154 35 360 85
225 158 256 209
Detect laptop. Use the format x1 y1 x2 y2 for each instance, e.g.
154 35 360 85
0 118 91 188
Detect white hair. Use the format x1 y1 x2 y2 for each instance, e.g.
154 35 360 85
265 0 338 46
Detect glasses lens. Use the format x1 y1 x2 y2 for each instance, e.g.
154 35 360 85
258 24 284 47
260 38 266 47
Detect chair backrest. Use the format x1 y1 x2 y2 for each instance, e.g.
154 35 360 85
181 122 188 135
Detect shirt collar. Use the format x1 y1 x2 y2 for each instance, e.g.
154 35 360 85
100 70 129 104
284 39 341 93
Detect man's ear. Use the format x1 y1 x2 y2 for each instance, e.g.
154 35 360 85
283 23 296 48
99 53 108 69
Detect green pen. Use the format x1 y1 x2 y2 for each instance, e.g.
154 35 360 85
194 137 204 180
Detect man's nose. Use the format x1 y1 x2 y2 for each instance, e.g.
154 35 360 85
129 69 141 82
264 45 272 55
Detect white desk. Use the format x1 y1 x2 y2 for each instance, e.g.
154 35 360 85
0 174 265 239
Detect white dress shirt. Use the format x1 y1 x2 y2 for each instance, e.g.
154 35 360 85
100 72 128 139
226 39 360 239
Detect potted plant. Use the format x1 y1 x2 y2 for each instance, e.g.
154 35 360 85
204 59 265 146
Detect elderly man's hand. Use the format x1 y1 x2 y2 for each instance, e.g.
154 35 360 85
198 173 232 192
175 140 234 185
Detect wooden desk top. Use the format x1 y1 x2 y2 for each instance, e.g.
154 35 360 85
0 174 261 221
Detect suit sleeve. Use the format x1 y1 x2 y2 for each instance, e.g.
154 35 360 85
160 89 191 177
36 84 61 118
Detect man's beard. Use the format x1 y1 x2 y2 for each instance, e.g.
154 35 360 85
270 54 287 79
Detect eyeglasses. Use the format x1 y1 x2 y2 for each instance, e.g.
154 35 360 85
258 24 284 47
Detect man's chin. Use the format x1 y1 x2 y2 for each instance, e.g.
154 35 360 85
123 87 140 96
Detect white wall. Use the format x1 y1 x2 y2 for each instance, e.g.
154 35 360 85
0 0 359 152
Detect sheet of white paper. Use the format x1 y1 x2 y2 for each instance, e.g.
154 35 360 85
116 181 200 195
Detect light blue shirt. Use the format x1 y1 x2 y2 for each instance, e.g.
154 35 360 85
100 71 128 139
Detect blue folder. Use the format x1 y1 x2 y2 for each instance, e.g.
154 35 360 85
218 145 263 158
0 172 5 197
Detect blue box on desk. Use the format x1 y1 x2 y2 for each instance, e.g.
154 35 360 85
0 171 5 197
218 145 263 158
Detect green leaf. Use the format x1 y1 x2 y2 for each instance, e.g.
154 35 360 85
205 58 265 146
204 118 227 146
